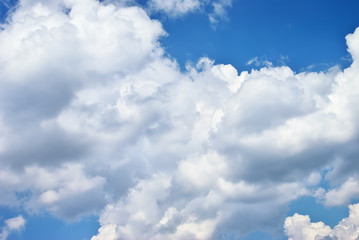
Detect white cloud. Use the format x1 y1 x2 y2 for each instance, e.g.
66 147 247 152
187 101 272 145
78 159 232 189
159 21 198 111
89 23 359 238
284 203 359 240
4 216 25 231
315 178 359 207
211 63 245 92
1 0 359 239
347 27 359 62
0 216 25 240
24 164 107 220
0 164 106 220
91 172 307 240
209 0 232 27
147 0 233 27
147 0 201 16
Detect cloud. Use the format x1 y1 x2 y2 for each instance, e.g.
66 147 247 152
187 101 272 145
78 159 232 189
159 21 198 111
91 172 307 239
147 0 201 16
246 55 290 68
147 0 233 27
0 215 25 240
284 203 359 240
90 24 359 238
1 0 359 239
208 0 232 27
315 178 359 207
0 163 106 220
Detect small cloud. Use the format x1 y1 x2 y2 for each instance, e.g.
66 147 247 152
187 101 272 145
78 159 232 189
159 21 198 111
0 215 25 240
247 55 289 68
209 0 232 28
147 0 201 17
146 0 233 27
5 216 25 231
246 56 273 67
341 53 353 63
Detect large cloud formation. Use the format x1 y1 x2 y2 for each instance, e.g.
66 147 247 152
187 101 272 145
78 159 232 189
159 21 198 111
0 0 359 239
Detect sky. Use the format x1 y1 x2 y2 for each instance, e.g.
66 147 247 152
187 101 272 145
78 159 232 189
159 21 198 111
0 0 359 239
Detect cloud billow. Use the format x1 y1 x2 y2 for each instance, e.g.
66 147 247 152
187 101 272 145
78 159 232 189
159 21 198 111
0 0 359 239
285 203 359 240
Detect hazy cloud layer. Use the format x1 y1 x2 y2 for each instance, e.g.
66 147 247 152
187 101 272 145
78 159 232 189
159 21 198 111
0 0 359 239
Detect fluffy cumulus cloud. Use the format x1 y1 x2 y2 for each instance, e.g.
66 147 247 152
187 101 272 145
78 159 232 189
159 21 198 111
1 0 359 239
0 0 165 219
284 203 359 240
0 215 25 240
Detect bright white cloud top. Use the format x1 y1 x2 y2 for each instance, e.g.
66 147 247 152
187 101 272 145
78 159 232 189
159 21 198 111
0 0 359 239
285 203 359 240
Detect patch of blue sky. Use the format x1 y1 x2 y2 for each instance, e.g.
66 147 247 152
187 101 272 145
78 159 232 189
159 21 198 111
15 215 99 240
219 231 280 240
238 195 350 239
0 206 99 240
0 0 18 22
160 0 359 72
287 196 348 229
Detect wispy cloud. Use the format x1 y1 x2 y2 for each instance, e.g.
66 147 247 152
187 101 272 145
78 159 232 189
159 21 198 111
147 0 202 17
146 0 233 27
0 216 25 240
208 0 232 28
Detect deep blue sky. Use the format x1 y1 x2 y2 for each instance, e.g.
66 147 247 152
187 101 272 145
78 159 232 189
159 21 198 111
159 0 359 72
